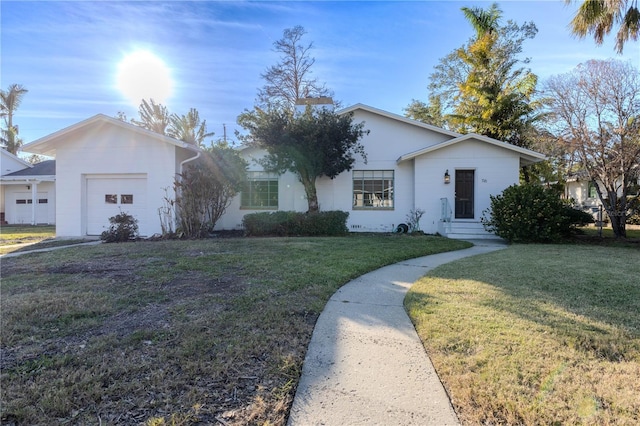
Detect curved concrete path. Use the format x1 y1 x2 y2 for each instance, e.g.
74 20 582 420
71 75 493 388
288 240 507 426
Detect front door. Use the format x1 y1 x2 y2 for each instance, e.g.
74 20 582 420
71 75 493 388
455 170 474 219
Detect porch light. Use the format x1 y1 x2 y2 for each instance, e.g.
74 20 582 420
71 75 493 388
444 170 450 184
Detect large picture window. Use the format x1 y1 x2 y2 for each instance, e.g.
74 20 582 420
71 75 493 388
353 170 394 209
241 172 279 209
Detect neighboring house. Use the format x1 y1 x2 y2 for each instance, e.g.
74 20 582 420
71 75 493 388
0 149 55 225
564 172 603 214
21 114 201 237
216 104 546 239
564 171 640 221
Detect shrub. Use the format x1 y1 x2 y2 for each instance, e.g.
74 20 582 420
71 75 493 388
482 184 594 243
406 208 425 233
174 145 247 239
243 211 349 236
627 197 640 225
101 212 139 242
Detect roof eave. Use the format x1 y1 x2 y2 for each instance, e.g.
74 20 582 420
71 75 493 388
22 114 202 156
338 103 462 138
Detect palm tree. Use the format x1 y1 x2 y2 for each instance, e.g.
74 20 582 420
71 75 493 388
567 0 639 53
131 99 171 135
461 2 502 37
1 84 28 154
168 108 214 146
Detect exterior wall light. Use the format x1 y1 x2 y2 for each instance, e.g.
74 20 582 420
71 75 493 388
444 170 450 184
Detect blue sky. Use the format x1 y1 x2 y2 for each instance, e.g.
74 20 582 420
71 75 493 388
1 0 638 148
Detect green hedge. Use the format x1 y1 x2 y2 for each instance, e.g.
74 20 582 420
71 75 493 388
482 184 593 243
243 211 349 236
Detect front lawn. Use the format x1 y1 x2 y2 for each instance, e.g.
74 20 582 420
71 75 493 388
0 224 55 247
0 234 470 425
406 244 640 425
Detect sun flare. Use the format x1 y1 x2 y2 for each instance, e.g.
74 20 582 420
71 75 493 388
117 50 173 106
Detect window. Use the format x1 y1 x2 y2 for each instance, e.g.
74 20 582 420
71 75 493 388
38 199 48 204
588 182 598 198
241 172 278 209
16 199 30 204
105 194 117 204
353 170 394 209
121 194 133 204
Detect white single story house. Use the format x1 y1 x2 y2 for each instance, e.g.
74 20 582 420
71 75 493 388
1 149 56 225
21 114 201 237
20 104 546 239
217 104 546 238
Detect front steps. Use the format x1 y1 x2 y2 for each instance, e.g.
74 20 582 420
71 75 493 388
439 220 497 240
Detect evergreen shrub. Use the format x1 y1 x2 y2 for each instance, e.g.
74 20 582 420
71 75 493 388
482 184 593 243
243 211 349 236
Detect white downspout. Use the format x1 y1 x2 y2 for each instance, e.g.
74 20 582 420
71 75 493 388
175 148 201 229
179 150 201 176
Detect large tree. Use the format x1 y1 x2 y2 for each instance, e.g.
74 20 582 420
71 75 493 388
257 26 332 110
566 0 639 53
406 4 543 150
1 84 28 154
238 106 368 213
544 59 640 238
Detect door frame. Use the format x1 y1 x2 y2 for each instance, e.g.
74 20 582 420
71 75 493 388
454 169 475 219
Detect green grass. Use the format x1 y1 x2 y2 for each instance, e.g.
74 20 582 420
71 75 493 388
0 234 470 425
406 244 640 425
0 225 93 255
578 225 640 239
0 224 55 244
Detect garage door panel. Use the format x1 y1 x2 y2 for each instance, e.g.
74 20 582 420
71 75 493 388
86 177 147 235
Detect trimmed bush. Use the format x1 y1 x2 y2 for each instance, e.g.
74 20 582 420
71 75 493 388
482 184 594 243
243 210 349 236
101 212 139 242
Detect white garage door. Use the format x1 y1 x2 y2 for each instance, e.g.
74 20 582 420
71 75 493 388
86 176 147 235
12 192 50 224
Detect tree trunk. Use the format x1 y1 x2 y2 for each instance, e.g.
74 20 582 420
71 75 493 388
604 193 627 238
300 175 319 213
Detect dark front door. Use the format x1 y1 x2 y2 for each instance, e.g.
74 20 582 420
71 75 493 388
455 170 474 219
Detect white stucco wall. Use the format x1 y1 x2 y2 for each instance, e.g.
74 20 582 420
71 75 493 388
53 125 189 237
216 108 531 234
413 140 520 235
218 109 470 232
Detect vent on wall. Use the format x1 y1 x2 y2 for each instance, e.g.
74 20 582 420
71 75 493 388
351 224 362 229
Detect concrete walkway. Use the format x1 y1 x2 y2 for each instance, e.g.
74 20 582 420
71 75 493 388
0 240 101 258
288 240 507 426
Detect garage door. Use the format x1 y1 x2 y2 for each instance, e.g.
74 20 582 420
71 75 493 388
12 192 50 224
86 176 147 235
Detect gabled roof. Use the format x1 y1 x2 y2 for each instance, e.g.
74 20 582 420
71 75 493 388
338 103 461 138
1 148 32 173
1 159 55 182
5 160 55 176
397 133 546 166
22 114 201 157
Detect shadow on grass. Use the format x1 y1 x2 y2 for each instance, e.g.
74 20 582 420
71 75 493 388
422 244 640 354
